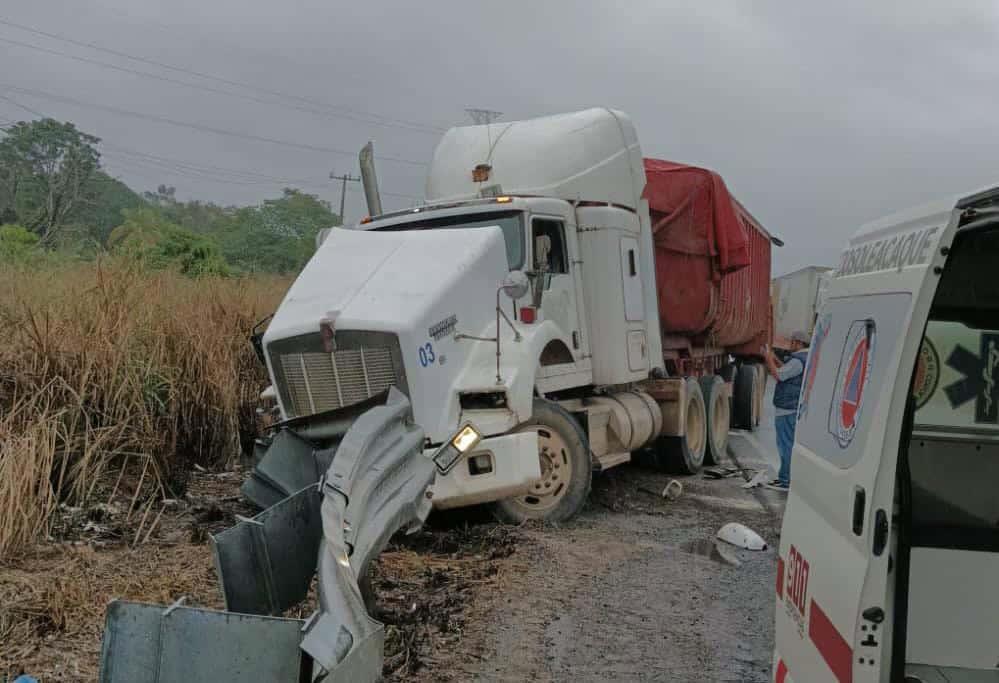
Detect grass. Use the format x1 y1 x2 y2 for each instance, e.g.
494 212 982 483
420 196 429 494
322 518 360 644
0 258 288 561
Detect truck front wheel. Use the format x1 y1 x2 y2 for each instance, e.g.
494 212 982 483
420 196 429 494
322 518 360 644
493 400 592 524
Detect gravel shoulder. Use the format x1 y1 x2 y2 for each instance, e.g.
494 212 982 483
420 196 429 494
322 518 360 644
415 431 787 682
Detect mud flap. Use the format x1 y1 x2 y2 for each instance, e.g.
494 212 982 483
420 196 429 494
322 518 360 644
98 600 307 682
212 483 323 616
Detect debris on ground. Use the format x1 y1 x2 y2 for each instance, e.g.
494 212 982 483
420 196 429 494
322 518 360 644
741 468 773 489
1 463 528 682
716 522 768 551
703 466 745 479
374 523 526 681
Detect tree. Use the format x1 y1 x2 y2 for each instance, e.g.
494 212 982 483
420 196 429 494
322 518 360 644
70 171 145 248
109 207 229 277
217 188 339 273
0 119 101 244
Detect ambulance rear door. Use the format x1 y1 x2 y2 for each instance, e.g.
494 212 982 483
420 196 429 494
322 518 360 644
774 204 955 683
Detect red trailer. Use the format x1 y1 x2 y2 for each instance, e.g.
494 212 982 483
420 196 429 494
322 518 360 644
643 158 781 428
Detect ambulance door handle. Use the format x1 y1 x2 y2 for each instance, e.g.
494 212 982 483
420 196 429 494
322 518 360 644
852 486 866 536
872 509 889 556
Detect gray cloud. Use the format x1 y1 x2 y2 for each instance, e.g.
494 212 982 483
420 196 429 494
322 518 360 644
3 0 998 273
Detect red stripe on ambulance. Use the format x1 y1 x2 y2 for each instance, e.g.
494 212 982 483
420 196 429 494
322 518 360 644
775 658 789 683
776 556 785 599
808 599 853 683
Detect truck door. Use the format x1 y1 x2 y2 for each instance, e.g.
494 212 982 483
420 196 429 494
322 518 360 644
531 215 586 361
774 214 954 683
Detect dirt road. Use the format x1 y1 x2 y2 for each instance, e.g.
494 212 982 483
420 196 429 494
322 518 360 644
1 412 785 681
399 428 787 682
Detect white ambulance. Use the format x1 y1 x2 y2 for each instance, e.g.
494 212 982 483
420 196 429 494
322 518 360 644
774 184 999 682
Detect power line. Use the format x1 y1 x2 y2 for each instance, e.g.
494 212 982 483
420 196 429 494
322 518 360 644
0 84 429 168
0 93 45 118
0 34 445 136
0 16 446 134
0 95 423 200
102 144 420 199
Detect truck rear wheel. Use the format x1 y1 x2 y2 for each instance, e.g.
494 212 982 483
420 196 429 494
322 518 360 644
653 377 707 474
493 399 592 524
699 375 729 465
732 363 758 430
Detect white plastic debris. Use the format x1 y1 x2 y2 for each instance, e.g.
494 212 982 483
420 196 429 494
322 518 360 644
741 467 775 489
662 479 683 501
716 522 768 551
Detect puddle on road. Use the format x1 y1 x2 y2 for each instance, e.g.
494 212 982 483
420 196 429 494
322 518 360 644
679 539 742 567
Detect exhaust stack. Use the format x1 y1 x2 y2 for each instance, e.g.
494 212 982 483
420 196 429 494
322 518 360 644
359 142 383 217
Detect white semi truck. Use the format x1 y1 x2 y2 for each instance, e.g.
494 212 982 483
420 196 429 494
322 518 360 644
254 108 777 523
772 265 834 352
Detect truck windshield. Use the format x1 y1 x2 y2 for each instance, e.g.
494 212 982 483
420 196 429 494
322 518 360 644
372 210 524 269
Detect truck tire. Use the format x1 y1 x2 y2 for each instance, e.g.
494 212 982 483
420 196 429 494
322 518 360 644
652 377 707 474
699 375 729 466
732 363 757 430
493 399 592 524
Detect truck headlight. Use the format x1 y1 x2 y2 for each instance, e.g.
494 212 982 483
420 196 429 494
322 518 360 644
432 423 483 474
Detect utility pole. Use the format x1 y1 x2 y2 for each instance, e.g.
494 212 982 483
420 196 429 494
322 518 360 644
329 171 361 224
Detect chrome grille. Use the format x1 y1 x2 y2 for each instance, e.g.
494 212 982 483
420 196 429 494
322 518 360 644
269 332 404 418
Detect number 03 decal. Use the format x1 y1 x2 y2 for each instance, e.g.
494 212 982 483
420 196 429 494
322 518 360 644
418 342 436 367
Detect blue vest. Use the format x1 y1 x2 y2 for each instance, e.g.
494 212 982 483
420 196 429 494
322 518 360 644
773 350 809 410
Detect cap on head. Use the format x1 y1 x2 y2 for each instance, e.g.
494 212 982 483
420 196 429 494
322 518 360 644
791 330 810 345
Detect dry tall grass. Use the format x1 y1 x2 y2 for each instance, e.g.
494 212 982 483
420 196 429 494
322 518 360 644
0 259 287 560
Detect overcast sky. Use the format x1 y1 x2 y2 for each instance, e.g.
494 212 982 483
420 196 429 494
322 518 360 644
3 0 998 274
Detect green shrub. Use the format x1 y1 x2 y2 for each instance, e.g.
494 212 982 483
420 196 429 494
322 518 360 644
0 224 41 261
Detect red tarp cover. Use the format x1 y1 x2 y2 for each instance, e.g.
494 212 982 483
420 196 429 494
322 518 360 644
642 158 750 274
642 158 772 352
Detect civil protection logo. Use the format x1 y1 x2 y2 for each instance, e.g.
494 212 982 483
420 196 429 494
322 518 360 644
828 319 876 448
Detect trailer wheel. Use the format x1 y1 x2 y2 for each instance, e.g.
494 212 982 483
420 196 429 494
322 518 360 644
699 375 729 465
493 399 592 524
653 377 707 474
732 363 757 430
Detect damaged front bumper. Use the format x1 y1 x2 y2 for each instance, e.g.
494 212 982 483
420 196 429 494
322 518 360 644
99 388 435 683
428 431 541 510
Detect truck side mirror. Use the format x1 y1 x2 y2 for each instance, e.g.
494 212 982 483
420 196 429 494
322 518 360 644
501 270 530 300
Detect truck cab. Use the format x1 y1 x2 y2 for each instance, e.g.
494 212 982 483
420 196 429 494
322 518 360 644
774 185 999 682
254 107 773 525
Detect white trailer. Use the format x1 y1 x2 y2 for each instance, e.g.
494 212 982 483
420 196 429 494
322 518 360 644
255 109 767 523
772 265 834 350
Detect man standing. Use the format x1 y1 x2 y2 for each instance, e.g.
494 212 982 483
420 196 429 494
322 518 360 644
764 331 810 491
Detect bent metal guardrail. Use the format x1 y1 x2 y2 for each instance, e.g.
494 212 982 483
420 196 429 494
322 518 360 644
99 388 436 682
